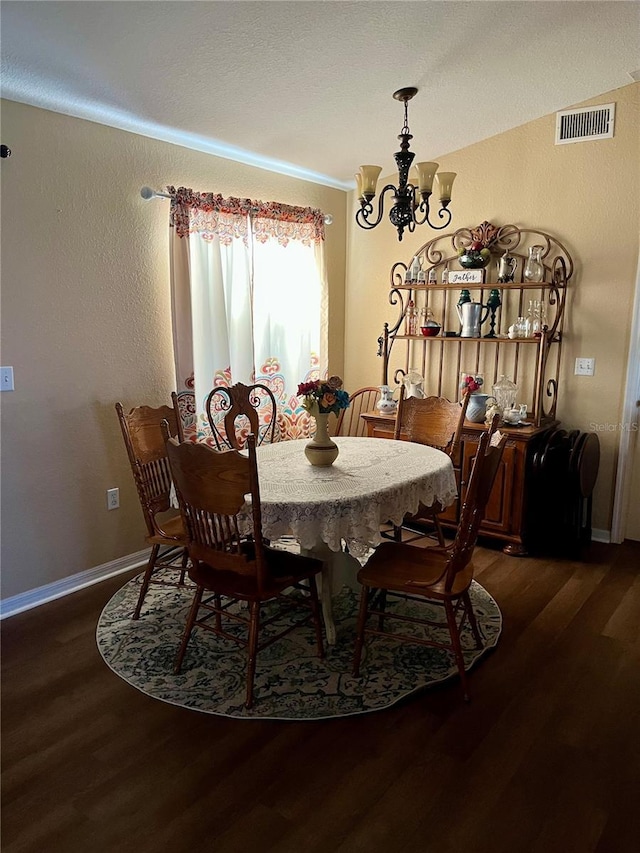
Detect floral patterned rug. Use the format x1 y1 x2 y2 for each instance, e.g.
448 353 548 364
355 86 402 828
97 571 501 720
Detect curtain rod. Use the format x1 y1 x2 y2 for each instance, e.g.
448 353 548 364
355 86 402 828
140 186 333 225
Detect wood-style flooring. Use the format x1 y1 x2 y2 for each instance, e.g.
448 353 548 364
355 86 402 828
2 540 639 853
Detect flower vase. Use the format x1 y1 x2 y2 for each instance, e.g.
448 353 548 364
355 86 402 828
466 393 490 424
305 413 339 466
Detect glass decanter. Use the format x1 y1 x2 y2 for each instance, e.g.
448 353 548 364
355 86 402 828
492 375 518 413
523 245 545 282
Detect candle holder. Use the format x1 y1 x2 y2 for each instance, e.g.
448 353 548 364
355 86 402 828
484 289 502 338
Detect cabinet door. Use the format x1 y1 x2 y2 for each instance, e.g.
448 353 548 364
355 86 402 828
461 440 516 533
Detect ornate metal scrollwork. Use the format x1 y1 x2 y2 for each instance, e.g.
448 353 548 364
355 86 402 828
543 378 559 421
379 221 574 427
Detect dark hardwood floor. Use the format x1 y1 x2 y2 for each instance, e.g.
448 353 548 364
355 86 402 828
2 540 639 853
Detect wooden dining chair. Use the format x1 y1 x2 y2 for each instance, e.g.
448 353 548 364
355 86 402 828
115 402 189 619
388 385 471 545
167 433 325 709
170 390 189 442
335 386 381 437
353 418 506 701
205 382 278 450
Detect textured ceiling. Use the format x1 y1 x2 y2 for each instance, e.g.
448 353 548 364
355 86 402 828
2 1 639 189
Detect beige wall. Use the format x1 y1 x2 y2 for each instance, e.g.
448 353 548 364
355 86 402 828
2 84 638 600
0 100 346 599
345 83 640 533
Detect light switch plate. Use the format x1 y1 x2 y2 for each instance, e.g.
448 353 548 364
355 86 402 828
575 357 595 376
0 367 14 391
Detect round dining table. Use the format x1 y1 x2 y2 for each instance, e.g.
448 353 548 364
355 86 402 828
256 436 457 643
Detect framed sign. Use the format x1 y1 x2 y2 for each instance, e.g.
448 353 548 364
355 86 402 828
448 269 485 285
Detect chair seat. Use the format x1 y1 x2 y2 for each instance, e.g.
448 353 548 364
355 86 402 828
358 541 474 599
147 513 186 545
189 546 323 600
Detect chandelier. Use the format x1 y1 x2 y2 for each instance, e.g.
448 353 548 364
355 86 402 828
355 87 456 241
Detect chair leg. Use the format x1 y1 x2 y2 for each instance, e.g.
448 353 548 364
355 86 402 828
433 516 447 547
308 574 325 659
445 599 470 702
174 586 203 674
245 601 261 709
178 547 189 586
214 594 223 632
352 585 370 677
463 590 483 649
133 544 160 620
377 589 387 632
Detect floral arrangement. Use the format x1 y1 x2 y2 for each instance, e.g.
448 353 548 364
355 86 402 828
460 373 484 394
297 375 350 417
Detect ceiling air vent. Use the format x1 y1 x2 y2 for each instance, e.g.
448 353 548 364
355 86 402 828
555 103 615 145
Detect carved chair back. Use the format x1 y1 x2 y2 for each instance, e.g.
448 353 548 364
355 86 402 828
170 391 189 441
205 382 278 451
394 385 470 460
116 402 181 538
167 434 270 592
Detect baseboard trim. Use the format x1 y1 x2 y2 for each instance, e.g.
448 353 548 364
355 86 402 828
0 526 616 619
592 528 611 544
0 549 150 620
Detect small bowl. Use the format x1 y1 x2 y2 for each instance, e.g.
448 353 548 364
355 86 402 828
458 251 490 269
420 325 441 337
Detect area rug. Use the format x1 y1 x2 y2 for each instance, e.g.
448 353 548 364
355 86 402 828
97 570 501 720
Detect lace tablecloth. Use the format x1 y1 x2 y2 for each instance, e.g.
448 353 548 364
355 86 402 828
256 436 457 559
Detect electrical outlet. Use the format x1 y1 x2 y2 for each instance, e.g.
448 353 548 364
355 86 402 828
107 488 120 510
575 357 595 376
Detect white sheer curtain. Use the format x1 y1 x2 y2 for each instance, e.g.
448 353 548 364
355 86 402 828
169 188 327 443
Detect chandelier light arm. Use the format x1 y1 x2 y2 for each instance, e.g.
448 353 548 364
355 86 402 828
413 197 453 231
355 184 398 230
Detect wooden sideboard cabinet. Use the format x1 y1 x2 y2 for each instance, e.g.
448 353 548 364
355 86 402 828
361 410 558 555
368 220 575 556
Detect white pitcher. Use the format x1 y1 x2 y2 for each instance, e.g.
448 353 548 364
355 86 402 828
403 370 424 399
377 385 397 414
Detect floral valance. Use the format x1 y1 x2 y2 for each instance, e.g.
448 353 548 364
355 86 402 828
167 186 325 246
